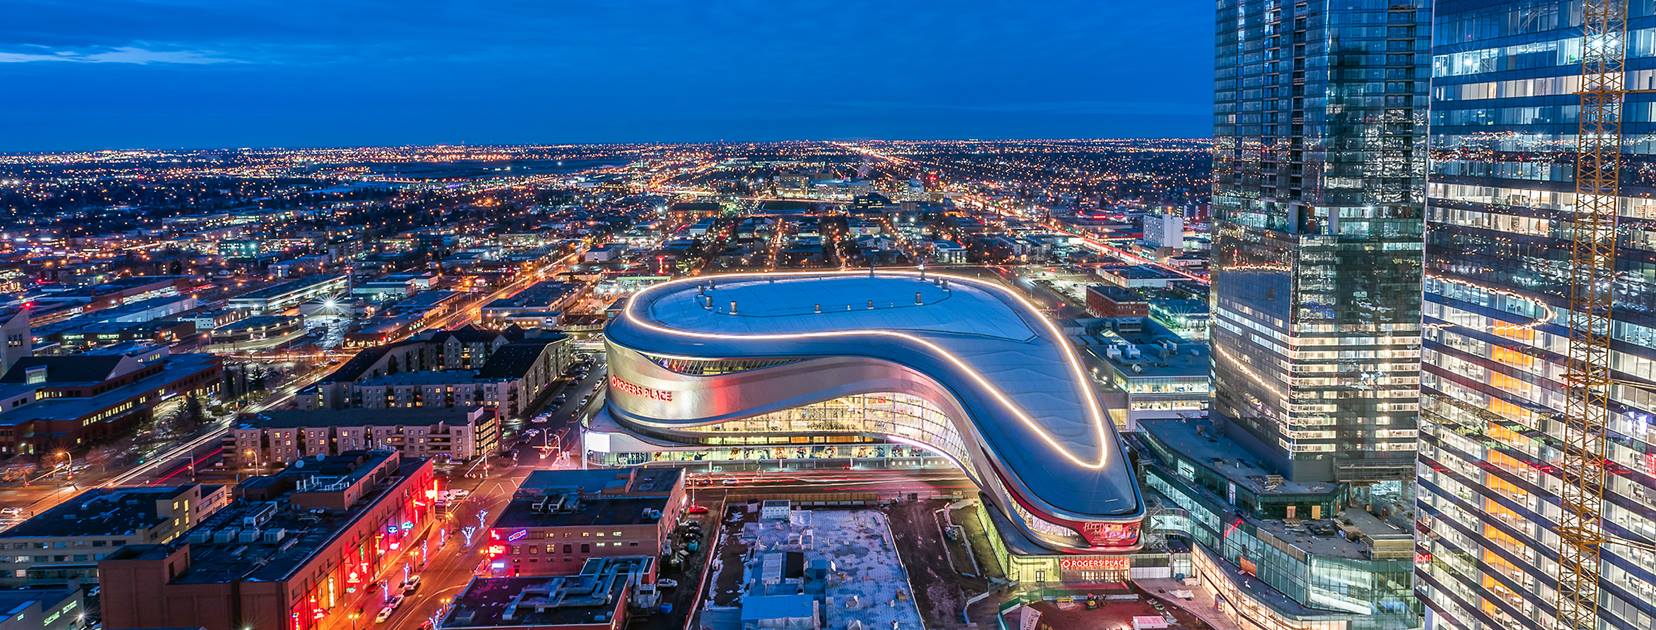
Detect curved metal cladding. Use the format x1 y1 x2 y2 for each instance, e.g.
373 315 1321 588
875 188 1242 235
603 271 1145 553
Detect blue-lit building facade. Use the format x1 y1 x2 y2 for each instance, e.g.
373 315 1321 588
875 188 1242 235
1420 2 1656 629
1212 0 1431 483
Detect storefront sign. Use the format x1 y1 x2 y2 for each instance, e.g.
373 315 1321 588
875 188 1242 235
1059 556 1130 572
609 375 674 402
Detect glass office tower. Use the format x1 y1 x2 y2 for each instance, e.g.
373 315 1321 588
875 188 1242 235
1212 0 1430 483
1419 2 1656 629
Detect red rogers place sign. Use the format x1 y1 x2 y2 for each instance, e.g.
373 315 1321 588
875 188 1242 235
609 374 674 402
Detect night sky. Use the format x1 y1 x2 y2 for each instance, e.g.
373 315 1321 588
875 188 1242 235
2 0 1214 151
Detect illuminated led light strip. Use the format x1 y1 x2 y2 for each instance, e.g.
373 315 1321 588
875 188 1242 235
1422 274 1556 333
621 270 1115 469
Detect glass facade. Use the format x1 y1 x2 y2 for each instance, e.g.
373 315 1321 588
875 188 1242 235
1137 443 1419 629
1420 2 1656 629
1212 0 1430 482
620 391 975 467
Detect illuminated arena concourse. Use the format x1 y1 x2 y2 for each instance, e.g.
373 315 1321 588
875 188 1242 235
590 271 1145 554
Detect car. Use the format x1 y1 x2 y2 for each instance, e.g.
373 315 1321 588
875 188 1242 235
720 478 738 486
657 578 679 590
448 489 471 500
552 394 568 404
375 606 395 623
530 414 549 424
403 582 420 596
525 429 541 437
685 505 710 515
403 575 422 590
579 396 591 405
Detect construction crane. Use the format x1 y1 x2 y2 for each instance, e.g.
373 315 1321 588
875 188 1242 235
1557 0 1631 628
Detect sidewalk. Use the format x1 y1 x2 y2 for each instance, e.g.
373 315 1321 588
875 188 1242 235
1134 578 1240 630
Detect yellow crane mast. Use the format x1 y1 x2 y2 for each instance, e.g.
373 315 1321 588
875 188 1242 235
1558 0 1629 628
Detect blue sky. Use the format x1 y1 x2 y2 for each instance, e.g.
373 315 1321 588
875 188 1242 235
0 0 1214 151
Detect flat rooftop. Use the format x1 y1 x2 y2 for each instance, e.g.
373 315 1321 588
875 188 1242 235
0 485 211 538
1138 418 1335 497
486 280 578 309
442 557 648 629
165 452 425 584
494 495 669 529
0 353 218 425
232 274 346 301
1086 341 1210 379
517 467 682 497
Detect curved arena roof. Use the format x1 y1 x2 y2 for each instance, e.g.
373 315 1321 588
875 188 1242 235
604 271 1142 523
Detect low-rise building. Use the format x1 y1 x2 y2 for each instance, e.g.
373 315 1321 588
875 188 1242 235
99 450 437 630
226 274 349 314
0 484 230 586
481 281 582 330
1130 419 1419 629
1083 336 1210 429
1 307 30 374
0 350 222 457
1098 264 1182 289
441 557 653 630
229 406 498 468
1085 285 1149 318
0 587 87 630
203 315 305 353
303 327 569 421
488 468 685 577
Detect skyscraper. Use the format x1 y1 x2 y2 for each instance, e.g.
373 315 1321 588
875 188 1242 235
1418 2 1656 628
1211 0 1431 483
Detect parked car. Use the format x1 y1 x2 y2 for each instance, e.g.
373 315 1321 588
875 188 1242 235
685 504 710 515
375 606 395 623
657 578 679 590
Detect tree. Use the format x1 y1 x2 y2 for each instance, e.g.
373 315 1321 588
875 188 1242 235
181 395 207 431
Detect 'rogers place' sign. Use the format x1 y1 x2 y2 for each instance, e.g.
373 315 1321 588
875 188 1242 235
609 374 675 402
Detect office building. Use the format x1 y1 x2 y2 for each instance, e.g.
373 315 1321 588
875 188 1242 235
0 484 230 586
0 349 222 456
1210 0 1430 482
1416 3 1656 629
487 468 684 577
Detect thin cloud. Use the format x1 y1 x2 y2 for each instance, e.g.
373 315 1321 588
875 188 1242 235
0 45 238 64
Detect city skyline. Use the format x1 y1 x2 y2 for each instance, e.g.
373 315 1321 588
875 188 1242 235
1 0 1214 151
